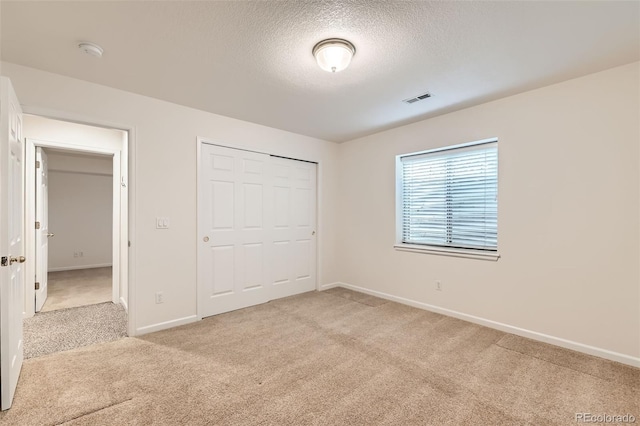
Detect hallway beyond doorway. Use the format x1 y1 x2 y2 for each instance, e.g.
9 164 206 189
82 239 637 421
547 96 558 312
41 267 112 312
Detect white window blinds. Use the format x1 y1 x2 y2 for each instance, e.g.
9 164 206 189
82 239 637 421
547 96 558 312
399 140 498 251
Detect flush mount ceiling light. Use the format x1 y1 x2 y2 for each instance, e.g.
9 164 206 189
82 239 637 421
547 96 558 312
78 42 104 58
312 38 356 73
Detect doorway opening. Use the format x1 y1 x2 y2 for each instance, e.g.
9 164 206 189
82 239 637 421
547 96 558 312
38 148 114 312
22 115 129 358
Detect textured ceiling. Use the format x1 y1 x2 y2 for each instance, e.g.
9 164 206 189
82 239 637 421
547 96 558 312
1 1 639 142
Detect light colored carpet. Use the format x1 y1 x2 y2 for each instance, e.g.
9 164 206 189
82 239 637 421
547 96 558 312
1 289 637 425
23 302 128 359
41 267 112 312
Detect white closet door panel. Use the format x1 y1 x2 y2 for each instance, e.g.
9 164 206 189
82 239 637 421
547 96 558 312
295 239 311 280
210 181 234 230
209 245 234 296
270 157 317 300
199 145 272 317
272 241 290 285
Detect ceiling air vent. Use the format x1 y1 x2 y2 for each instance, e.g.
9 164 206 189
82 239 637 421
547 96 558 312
403 92 432 105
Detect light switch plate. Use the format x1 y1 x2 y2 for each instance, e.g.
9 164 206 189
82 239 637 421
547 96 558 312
156 217 170 229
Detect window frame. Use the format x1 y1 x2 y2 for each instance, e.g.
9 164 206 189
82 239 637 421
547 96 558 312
395 138 500 261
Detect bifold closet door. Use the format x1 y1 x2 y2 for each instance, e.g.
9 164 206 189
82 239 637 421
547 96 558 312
198 144 316 318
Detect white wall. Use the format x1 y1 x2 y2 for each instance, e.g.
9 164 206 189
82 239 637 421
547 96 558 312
336 62 640 363
46 150 113 271
2 62 340 335
24 114 125 151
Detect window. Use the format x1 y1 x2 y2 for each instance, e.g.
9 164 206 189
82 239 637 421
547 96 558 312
396 139 498 258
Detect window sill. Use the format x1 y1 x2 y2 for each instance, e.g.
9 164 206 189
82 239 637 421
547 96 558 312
394 243 500 261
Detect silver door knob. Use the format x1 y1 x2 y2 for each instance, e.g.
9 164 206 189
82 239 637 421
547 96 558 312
9 256 26 264
203 236 209 242
46 233 55 237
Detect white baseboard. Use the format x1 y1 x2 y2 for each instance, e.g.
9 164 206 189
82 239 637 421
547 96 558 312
319 282 341 290
48 263 112 272
119 296 128 313
321 282 640 368
135 315 198 336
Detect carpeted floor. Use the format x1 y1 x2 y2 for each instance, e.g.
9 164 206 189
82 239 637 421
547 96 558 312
42 267 112 312
23 302 128 359
1 288 638 425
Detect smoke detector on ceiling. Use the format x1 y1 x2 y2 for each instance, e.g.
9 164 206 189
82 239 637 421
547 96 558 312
78 42 103 58
403 92 432 104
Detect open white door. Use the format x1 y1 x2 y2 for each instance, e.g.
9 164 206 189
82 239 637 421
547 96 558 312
0 77 25 410
34 148 49 312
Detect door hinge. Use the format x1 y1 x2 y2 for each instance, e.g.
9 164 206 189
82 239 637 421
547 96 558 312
35 221 40 229
35 282 40 290
36 160 41 169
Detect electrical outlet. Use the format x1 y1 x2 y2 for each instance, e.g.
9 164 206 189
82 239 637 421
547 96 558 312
155 292 164 304
435 280 442 291
79 251 84 257
73 252 78 258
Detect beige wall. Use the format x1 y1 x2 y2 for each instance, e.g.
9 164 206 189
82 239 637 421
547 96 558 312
2 61 340 334
336 62 640 362
4 60 637 363
46 151 113 271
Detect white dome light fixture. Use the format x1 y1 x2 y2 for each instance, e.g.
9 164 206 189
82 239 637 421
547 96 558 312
78 42 104 58
312 38 356 73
